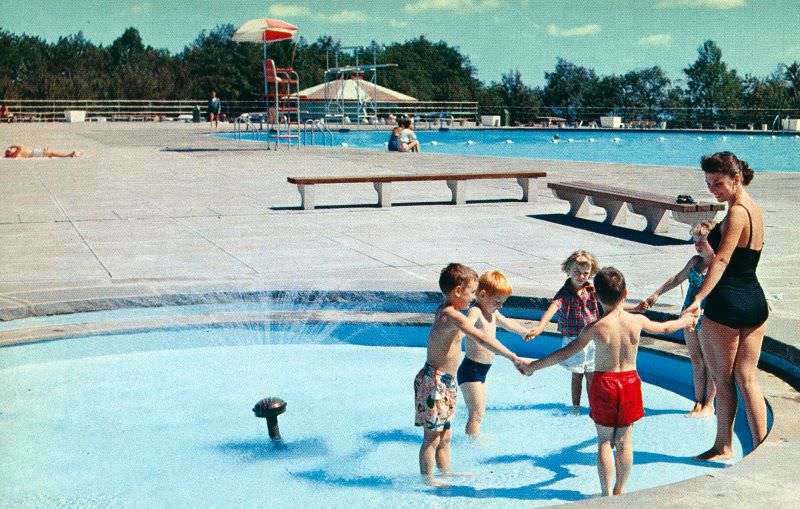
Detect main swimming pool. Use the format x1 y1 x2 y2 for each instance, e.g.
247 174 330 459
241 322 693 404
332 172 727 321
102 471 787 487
219 129 799 172
0 298 759 508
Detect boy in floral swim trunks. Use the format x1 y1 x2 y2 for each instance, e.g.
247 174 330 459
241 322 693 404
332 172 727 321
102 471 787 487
415 263 526 484
519 267 695 497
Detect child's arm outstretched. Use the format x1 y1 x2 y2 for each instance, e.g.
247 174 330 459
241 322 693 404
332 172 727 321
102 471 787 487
636 256 700 312
519 329 593 376
640 312 697 335
525 301 560 341
495 312 536 340
442 307 518 362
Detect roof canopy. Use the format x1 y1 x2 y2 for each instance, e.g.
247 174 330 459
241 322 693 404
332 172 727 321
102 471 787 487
298 79 417 102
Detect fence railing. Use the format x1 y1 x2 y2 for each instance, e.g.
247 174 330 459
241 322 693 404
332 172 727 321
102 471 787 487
4 100 795 129
1 99 479 123
478 105 800 130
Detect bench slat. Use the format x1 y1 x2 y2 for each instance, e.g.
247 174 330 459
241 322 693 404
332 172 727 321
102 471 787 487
288 172 546 186
288 172 547 209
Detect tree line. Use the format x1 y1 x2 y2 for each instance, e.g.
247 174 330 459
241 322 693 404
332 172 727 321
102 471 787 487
1 26 798 127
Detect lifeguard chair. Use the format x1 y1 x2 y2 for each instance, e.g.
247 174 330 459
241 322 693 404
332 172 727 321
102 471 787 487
264 59 303 149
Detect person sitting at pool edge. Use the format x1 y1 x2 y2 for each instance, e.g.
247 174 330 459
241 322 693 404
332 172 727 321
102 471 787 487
5 145 81 158
519 267 696 497
387 116 402 152
415 263 526 485
399 118 420 153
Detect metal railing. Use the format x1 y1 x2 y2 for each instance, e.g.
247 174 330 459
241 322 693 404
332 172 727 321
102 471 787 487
303 119 334 146
478 105 800 130
0 99 479 124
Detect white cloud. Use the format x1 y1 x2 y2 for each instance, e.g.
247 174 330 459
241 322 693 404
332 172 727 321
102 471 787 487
656 0 745 9
130 2 151 14
546 24 601 37
404 0 500 13
268 5 311 17
638 33 673 46
324 10 369 24
389 19 409 28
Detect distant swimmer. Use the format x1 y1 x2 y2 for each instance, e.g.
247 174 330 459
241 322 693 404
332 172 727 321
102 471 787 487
552 134 561 144
611 137 621 143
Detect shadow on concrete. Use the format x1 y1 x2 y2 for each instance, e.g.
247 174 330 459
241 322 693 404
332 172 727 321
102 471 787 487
528 213 690 246
162 147 271 152
271 198 522 211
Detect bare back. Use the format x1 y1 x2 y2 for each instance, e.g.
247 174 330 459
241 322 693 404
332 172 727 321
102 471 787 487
586 310 643 372
427 305 467 375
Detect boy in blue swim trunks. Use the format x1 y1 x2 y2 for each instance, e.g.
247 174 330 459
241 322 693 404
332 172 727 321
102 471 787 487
458 270 536 437
415 263 526 484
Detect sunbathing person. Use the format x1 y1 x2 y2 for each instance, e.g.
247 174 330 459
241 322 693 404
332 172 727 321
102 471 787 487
5 145 81 158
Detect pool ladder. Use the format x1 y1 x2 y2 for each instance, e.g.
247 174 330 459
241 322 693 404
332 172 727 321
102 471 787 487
303 119 334 146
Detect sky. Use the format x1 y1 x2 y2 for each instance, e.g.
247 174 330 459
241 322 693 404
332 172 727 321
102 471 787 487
3 0 800 86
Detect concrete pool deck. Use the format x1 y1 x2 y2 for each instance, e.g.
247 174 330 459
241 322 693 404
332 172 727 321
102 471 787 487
1 122 798 507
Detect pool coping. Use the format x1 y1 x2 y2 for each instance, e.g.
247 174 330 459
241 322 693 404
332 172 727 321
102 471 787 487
1 288 798 508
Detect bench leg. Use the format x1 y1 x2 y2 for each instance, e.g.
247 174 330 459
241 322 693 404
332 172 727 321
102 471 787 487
588 196 627 225
551 189 590 218
672 210 720 228
373 182 392 208
297 184 315 210
517 177 537 203
447 179 466 205
628 203 669 233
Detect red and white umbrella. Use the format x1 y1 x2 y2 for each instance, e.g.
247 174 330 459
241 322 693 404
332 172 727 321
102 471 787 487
232 18 298 44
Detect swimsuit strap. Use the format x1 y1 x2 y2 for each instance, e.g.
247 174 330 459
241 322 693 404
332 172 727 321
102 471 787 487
737 204 754 249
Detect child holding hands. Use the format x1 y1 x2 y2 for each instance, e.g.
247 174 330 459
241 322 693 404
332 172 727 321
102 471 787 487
526 251 602 414
519 267 696 496
457 270 536 437
415 263 525 483
637 221 716 417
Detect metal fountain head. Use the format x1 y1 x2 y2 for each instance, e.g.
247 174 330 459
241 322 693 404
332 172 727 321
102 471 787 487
253 397 287 441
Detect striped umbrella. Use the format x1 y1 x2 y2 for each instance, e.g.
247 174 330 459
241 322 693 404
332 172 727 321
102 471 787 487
232 18 298 43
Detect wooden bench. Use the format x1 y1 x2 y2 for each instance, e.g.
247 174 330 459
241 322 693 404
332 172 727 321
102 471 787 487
287 172 547 210
547 181 724 233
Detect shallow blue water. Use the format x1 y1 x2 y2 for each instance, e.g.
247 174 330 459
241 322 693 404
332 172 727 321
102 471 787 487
1 314 748 508
218 129 800 172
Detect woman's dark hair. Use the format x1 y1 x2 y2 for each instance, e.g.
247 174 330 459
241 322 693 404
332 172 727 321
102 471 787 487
701 151 754 186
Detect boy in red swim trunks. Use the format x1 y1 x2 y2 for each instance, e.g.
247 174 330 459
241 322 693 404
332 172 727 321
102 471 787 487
415 263 526 484
519 267 695 496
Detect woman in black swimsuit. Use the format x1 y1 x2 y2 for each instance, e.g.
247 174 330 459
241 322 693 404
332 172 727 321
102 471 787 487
683 152 769 461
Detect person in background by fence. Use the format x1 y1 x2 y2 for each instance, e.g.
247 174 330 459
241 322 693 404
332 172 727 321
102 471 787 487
0 103 13 123
208 89 222 129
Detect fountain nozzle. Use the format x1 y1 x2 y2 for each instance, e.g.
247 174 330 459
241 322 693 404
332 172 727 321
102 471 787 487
253 397 287 440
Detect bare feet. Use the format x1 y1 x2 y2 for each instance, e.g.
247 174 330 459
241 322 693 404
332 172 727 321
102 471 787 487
695 403 715 418
572 405 581 415
71 151 81 157
696 446 733 462
686 401 702 418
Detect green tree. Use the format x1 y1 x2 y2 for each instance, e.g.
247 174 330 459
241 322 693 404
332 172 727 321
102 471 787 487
622 66 671 116
782 61 800 100
684 40 743 112
496 69 541 123
180 24 263 101
382 37 481 101
542 58 598 118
